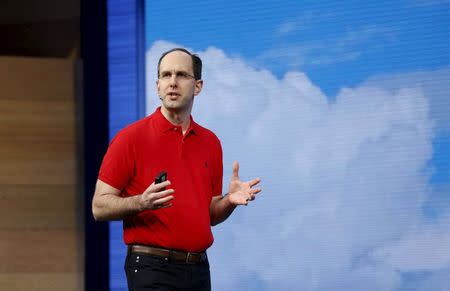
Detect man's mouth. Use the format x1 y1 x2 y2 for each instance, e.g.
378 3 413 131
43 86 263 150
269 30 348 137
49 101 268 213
167 92 180 98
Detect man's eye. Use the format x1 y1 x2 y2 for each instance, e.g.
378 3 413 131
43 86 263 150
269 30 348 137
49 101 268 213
162 73 171 78
177 72 189 78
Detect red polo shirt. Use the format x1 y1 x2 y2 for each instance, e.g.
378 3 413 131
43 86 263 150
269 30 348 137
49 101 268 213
98 107 223 252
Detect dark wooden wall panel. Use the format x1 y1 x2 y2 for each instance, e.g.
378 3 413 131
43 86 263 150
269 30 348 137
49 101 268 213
0 274 82 291
0 185 77 229
0 57 83 290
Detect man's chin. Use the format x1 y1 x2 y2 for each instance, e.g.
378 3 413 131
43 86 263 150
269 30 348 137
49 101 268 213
162 102 190 113
164 102 182 109
163 99 193 110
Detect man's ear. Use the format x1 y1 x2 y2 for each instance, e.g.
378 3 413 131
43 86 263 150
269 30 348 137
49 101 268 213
194 80 203 96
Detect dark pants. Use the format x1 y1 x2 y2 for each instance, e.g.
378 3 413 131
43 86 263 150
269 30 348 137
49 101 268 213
124 251 211 291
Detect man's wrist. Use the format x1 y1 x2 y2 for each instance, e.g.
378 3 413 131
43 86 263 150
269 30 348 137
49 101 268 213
223 192 237 208
128 195 143 213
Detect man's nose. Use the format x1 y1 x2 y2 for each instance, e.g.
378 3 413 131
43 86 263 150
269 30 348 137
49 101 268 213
169 74 178 86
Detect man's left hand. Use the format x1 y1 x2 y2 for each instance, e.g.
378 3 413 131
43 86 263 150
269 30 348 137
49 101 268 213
227 161 261 206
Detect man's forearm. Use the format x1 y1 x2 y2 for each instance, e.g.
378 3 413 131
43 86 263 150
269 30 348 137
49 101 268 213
92 194 141 221
210 194 237 226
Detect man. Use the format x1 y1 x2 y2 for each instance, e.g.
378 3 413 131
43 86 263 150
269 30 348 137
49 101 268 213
92 48 261 291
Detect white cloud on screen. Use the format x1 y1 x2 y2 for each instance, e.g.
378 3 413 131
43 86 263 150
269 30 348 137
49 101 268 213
362 69 450 134
255 26 395 69
275 12 331 36
373 223 450 271
146 41 450 291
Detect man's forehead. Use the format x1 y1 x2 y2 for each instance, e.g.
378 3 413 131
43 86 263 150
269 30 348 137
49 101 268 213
159 51 193 71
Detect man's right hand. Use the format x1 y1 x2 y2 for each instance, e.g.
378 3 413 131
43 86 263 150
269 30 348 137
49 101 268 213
137 180 175 211
92 179 175 221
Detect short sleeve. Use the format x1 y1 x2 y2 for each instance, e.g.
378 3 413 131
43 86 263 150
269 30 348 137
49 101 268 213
211 137 223 197
98 129 135 190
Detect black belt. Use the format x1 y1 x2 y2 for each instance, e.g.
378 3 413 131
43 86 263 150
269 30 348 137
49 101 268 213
129 245 207 264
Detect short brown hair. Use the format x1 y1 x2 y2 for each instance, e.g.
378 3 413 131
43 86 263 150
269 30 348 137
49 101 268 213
157 48 202 80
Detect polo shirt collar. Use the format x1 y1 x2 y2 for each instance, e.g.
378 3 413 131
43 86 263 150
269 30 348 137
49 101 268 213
153 107 199 135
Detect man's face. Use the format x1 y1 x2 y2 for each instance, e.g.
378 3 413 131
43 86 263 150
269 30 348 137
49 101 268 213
156 51 203 112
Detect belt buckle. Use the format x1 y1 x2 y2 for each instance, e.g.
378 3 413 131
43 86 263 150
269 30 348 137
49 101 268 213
186 252 192 263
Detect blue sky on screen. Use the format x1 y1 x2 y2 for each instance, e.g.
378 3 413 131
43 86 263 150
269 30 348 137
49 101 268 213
144 1 450 290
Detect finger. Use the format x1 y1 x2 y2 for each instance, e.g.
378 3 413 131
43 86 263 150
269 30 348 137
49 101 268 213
153 203 172 210
144 181 155 193
231 161 239 179
247 177 261 187
232 196 248 206
250 189 261 200
244 194 252 205
159 203 173 209
248 190 260 201
154 180 171 192
153 195 174 206
251 188 261 195
149 189 175 200
146 180 171 193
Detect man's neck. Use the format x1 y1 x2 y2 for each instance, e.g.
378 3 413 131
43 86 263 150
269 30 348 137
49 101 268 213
160 106 191 134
